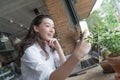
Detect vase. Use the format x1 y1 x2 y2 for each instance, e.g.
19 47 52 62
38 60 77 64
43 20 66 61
107 56 120 80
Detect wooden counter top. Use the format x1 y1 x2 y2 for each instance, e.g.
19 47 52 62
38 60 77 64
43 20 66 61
66 65 115 80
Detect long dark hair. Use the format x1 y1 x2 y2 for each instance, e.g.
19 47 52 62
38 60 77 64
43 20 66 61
19 15 53 59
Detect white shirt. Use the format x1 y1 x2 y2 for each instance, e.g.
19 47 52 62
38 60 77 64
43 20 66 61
21 42 60 80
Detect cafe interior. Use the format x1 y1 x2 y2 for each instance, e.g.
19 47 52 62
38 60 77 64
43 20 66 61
0 0 117 80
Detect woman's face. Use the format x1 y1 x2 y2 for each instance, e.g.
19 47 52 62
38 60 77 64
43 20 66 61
34 18 55 41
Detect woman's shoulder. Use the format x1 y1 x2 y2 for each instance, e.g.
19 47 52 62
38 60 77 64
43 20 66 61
24 42 42 54
22 42 43 59
27 42 41 50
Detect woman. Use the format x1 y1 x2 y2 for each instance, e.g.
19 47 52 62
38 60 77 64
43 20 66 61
19 15 91 80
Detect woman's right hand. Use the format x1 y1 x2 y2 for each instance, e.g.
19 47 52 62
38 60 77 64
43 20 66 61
73 30 91 61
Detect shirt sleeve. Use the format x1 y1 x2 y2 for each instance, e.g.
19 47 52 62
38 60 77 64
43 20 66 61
21 47 54 80
52 51 60 68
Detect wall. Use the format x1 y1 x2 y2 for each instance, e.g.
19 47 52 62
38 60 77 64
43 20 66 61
45 0 78 55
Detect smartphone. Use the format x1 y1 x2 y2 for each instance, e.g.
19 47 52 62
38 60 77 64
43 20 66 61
79 21 90 38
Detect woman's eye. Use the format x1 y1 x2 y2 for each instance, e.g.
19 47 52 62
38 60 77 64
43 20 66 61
46 25 50 27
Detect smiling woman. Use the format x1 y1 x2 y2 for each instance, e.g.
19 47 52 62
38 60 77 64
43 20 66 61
18 14 91 80
0 0 97 79
33 18 55 41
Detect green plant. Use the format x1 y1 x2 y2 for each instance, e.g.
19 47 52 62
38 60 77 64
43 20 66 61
87 27 120 57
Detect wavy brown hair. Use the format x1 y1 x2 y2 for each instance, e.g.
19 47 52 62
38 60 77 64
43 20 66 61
18 15 54 62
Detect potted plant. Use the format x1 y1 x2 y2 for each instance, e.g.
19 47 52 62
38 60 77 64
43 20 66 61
87 27 120 79
102 29 120 80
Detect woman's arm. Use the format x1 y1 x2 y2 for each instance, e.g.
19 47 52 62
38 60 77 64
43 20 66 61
49 38 66 66
55 44 66 66
50 53 78 80
49 31 91 80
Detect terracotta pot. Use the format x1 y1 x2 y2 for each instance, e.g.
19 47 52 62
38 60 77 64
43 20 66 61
100 60 114 73
107 56 120 80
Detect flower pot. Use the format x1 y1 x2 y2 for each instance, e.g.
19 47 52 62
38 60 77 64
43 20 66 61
100 60 114 73
107 56 120 80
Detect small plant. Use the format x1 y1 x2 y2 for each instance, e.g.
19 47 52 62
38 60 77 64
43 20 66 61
87 27 120 57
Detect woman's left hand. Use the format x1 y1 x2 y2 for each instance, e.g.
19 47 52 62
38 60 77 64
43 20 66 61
48 38 61 50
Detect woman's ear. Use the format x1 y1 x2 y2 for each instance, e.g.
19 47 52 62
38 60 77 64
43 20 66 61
33 26 39 32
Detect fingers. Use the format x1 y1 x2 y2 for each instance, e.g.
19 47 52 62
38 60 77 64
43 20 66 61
49 38 57 46
74 29 91 61
75 30 87 46
76 34 91 53
48 38 60 49
82 30 89 38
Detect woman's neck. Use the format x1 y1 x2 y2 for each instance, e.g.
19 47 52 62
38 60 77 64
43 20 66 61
44 41 49 45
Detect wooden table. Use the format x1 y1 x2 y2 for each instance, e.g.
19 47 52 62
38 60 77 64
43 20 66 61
66 65 115 80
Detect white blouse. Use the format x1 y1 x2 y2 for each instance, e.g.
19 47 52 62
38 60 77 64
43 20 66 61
21 42 60 80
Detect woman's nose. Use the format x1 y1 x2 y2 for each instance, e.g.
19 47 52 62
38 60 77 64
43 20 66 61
50 27 55 33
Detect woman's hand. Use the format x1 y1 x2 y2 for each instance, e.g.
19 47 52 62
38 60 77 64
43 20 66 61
49 38 66 65
48 38 61 50
73 30 91 61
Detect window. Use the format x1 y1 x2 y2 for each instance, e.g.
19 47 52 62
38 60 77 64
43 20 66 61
65 0 79 25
